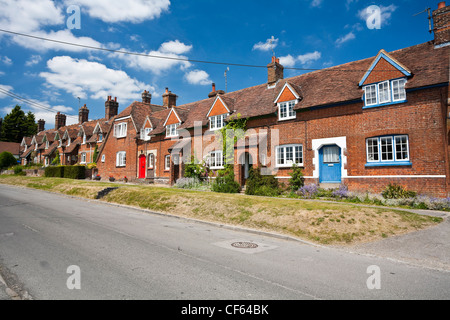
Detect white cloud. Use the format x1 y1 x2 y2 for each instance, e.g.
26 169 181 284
160 40 192 55
279 55 296 68
335 32 356 46
253 36 279 52
25 55 42 66
0 0 101 52
68 0 171 23
185 70 211 85
1 56 12 66
358 4 397 27
112 40 192 74
0 71 4 76
297 51 322 65
40 56 153 102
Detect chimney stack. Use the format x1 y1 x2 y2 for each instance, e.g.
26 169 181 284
162 88 177 108
55 112 66 130
267 56 284 87
105 96 119 120
433 2 450 47
208 83 225 98
78 104 89 124
38 119 45 132
142 90 152 104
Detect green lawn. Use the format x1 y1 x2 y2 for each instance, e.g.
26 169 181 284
0 175 443 245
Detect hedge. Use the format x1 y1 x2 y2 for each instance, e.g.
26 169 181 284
44 165 86 180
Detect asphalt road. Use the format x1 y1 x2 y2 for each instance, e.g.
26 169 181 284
0 184 449 300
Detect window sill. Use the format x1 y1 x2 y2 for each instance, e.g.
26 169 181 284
363 100 407 109
365 161 412 167
276 164 304 168
278 116 296 122
210 166 225 170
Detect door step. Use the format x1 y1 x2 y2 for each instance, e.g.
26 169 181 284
319 183 341 190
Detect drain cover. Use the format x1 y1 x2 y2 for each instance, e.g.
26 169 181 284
231 241 259 249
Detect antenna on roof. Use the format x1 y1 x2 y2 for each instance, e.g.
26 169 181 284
77 97 81 109
224 67 230 93
413 8 432 34
268 36 276 57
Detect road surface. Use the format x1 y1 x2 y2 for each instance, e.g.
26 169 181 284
0 184 449 301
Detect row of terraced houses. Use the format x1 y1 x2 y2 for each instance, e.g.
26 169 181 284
19 2 450 197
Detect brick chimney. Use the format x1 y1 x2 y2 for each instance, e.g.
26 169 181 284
142 90 152 104
55 112 66 130
105 96 119 120
78 104 89 124
433 2 450 47
267 56 284 87
37 119 45 133
208 83 225 98
162 88 177 108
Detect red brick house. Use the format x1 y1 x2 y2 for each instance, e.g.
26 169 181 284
20 2 450 198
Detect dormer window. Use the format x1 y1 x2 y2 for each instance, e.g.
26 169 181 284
45 141 49 149
210 114 226 131
278 100 296 121
166 124 179 138
82 134 86 144
363 78 406 108
98 133 103 142
67 137 71 146
114 123 127 138
140 128 152 141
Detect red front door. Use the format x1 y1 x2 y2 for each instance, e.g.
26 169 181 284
139 155 146 179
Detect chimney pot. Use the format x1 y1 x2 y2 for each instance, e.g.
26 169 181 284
105 95 119 120
438 1 446 9
267 56 284 86
162 88 177 108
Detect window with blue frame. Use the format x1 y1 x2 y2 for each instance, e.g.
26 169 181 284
363 78 407 108
366 135 411 166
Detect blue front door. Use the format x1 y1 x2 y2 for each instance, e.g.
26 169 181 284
319 145 341 183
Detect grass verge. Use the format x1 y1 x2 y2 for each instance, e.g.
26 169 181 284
0 175 443 246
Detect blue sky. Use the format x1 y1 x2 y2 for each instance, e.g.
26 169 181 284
0 0 441 127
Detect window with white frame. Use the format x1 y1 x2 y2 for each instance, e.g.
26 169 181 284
101 154 105 163
276 145 303 167
98 133 103 142
114 123 127 138
80 152 87 164
208 151 224 169
366 135 410 164
140 128 152 141
166 124 179 138
165 155 171 170
116 151 126 167
148 153 155 168
45 141 49 149
363 78 407 107
278 101 296 120
392 79 407 102
209 114 226 131
82 133 86 144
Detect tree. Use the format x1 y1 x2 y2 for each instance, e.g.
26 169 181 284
0 105 37 143
0 151 18 169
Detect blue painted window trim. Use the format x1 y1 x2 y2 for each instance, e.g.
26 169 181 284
362 78 407 109
366 135 410 167
365 161 412 167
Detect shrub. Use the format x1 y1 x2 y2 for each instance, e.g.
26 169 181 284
331 184 349 199
288 164 305 192
382 184 417 199
184 159 206 180
51 150 61 165
63 166 86 180
0 151 18 169
297 184 319 199
212 165 241 194
245 167 281 196
44 166 64 178
13 165 26 176
175 177 211 191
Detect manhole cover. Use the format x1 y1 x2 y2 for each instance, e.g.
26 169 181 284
231 242 259 249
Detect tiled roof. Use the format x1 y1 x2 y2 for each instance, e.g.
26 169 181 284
0 141 20 155
63 137 81 154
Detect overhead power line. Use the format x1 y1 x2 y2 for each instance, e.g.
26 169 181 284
0 28 407 73
0 87 78 119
